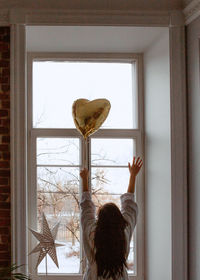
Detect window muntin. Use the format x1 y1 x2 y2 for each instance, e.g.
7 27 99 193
28 55 143 278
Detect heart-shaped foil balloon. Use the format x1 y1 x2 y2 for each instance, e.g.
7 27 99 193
72 98 111 138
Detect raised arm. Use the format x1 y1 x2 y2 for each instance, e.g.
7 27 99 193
79 168 96 261
127 156 143 193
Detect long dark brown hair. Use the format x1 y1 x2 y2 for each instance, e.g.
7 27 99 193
94 203 128 279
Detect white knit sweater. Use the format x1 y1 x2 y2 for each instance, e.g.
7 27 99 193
80 192 138 280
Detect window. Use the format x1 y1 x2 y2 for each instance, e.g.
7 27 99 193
27 53 144 279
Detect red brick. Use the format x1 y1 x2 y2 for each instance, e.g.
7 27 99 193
0 76 8 83
1 101 9 109
0 26 10 266
0 170 10 177
0 244 9 251
2 68 9 76
0 93 9 100
0 235 9 244
0 178 8 185
0 44 9 52
0 119 10 126
3 35 10 43
0 29 6 35
0 194 9 202
0 127 8 134
1 52 9 59
0 202 10 209
0 60 9 68
0 210 10 218
0 260 10 267
1 84 9 92
0 227 8 235
0 144 9 151
2 136 9 143
0 251 11 259
0 28 8 34
0 162 9 168
0 219 10 227
0 110 8 117
2 153 10 160
0 187 10 193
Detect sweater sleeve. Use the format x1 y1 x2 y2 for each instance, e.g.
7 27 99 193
120 192 138 247
80 191 96 262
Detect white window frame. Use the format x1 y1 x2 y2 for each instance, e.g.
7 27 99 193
26 52 144 280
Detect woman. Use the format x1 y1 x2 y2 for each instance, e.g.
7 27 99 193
80 156 143 280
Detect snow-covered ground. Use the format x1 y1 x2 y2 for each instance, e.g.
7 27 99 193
38 242 80 274
38 241 134 274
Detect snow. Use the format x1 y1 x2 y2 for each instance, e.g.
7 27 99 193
38 242 80 274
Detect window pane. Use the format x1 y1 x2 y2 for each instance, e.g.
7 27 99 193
91 193 121 210
37 167 80 274
33 61 136 129
91 139 135 166
91 167 129 195
127 236 135 275
37 138 80 165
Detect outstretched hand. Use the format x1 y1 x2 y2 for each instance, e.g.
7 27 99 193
127 156 143 193
128 156 143 177
80 168 89 192
80 168 89 181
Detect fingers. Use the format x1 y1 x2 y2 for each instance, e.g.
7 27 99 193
138 158 143 167
130 156 143 168
80 168 89 178
136 157 143 167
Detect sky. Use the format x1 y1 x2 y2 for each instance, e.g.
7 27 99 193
33 61 136 129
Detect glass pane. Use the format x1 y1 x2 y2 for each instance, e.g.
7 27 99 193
33 61 136 129
91 139 135 166
37 167 80 274
127 236 135 275
91 193 121 211
91 167 130 195
37 138 80 165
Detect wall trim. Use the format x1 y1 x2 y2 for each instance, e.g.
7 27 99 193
11 24 28 272
0 8 186 27
183 0 200 25
10 8 171 26
0 9 9 25
169 25 187 280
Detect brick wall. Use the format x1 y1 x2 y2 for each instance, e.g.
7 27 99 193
0 26 10 268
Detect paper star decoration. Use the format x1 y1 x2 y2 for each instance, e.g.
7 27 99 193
29 213 63 269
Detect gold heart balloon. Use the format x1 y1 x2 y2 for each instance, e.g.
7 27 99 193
72 98 111 138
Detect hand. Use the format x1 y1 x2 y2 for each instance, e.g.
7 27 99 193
128 156 143 177
80 168 89 181
80 168 89 192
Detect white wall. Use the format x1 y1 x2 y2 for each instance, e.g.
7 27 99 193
144 30 171 280
187 15 200 280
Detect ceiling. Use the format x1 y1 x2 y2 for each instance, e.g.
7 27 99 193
26 26 168 53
